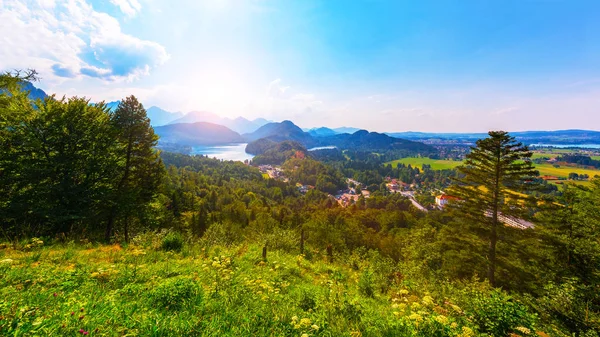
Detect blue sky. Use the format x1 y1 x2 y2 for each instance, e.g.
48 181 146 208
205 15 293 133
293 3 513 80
1 0 599 132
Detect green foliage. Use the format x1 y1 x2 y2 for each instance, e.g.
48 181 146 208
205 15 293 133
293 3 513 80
358 269 376 298
150 276 203 310
161 231 184 252
461 288 537 336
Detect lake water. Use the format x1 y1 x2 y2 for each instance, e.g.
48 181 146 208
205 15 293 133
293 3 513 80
191 143 254 162
531 144 600 149
308 146 337 151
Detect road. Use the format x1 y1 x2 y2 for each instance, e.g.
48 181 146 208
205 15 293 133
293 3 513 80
400 191 429 212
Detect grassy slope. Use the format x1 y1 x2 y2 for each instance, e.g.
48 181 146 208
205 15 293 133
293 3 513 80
386 158 462 171
0 240 491 336
386 157 600 186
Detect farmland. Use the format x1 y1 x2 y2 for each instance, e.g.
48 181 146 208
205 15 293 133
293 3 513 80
386 156 600 186
385 157 462 171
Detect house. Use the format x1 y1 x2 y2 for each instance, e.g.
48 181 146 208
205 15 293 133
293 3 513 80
435 194 460 208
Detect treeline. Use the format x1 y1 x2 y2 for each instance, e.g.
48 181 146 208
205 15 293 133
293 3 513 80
559 154 600 168
0 73 162 241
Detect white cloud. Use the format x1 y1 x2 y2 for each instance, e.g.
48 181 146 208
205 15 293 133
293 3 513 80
0 0 168 83
110 0 142 17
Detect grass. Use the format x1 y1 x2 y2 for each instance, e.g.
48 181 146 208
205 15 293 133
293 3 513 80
386 157 462 171
387 157 600 187
535 163 600 178
1 237 495 336
0 234 553 336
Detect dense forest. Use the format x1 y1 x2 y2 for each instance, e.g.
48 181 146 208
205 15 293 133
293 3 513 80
1 72 599 336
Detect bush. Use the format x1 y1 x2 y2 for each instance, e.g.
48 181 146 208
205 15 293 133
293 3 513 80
298 289 317 311
462 288 537 336
358 270 376 298
161 231 184 252
150 277 203 310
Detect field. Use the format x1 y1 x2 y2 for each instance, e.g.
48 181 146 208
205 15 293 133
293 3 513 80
0 234 504 336
385 157 462 171
387 157 600 186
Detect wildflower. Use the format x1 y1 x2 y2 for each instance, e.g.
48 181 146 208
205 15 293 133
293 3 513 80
399 289 409 295
311 324 319 331
79 315 84 320
299 317 312 327
434 315 449 325
422 295 434 306
71 312 75 316
408 313 423 323
53 293 57 297
83 332 89 335
450 322 458 329
301 334 309 337
515 327 531 335
461 326 474 337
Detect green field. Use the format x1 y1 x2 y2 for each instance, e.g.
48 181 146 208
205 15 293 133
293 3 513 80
386 157 462 171
387 157 600 185
0 238 499 336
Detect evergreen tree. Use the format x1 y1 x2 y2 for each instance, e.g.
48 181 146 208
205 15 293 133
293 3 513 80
105 96 163 242
449 131 538 286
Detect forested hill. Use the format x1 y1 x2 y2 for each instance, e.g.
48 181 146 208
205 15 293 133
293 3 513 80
154 122 244 146
245 121 434 155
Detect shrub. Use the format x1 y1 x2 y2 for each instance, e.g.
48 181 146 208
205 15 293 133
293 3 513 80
358 270 376 298
462 288 537 336
150 277 203 310
161 232 184 252
298 289 317 311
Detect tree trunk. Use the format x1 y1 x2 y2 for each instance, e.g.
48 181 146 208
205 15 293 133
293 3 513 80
105 209 115 243
124 216 130 244
488 217 497 287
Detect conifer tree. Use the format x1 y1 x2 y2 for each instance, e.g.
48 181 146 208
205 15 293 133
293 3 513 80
449 131 538 286
105 96 163 242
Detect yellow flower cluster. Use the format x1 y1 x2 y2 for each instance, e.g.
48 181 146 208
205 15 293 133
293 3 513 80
91 267 118 283
243 277 288 301
515 326 531 335
291 316 319 332
24 237 44 250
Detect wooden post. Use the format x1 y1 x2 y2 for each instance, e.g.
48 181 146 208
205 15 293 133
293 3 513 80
262 245 267 262
326 244 333 263
300 229 305 255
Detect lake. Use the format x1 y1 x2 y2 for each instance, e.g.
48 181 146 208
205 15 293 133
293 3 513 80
308 146 337 151
531 144 600 149
191 143 254 162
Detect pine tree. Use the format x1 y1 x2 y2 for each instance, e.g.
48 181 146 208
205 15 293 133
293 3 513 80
105 96 163 242
449 131 538 287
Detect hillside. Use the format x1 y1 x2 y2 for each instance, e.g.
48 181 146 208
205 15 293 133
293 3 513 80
168 111 268 134
323 130 434 152
308 127 337 137
154 122 244 146
243 120 318 147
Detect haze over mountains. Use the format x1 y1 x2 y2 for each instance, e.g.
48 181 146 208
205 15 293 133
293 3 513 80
18 82 600 150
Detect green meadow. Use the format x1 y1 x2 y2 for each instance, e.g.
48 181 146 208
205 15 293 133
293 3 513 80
0 235 527 336
386 157 600 185
385 157 462 171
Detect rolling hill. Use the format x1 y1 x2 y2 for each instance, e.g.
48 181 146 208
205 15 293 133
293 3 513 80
154 122 244 146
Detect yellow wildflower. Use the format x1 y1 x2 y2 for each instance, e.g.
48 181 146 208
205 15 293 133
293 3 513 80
515 327 531 335
450 322 458 329
461 326 474 337
434 315 449 325
311 324 319 331
422 295 434 306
